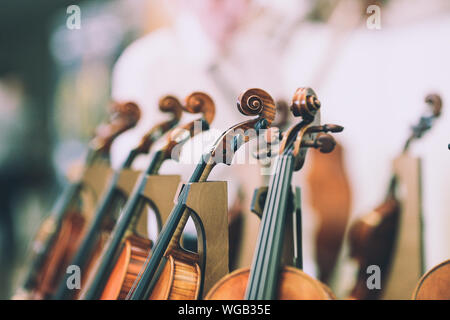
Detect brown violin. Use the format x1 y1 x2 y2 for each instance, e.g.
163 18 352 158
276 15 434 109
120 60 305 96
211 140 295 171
348 93 442 300
15 101 141 300
206 88 342 300
124 88 276 300
80 92 215 300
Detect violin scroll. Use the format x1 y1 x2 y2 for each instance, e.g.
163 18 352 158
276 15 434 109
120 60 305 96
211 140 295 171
403 92 443 152
110 101 141 124
90 101 141 153
207 88 276 167
425 93 442 117
237 88 276 124
158 95 183 118
134 96 183 154
290 87 321 120
164 92 216 160
184 92 215 124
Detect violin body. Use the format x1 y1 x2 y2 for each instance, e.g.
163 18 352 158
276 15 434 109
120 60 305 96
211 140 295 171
32 211 85 299
206 266 334 300
101 235 152 299
148 247 201 300
412 259 450 300
348 197 400 299
101 237 201 300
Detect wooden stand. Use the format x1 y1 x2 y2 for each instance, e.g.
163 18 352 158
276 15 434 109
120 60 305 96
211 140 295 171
383 154 424 299
80 163 113 221
82 163 181 236
114 169 182 238
182 181 229 298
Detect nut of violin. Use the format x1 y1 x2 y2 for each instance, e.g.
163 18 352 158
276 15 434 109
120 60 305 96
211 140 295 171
184 92 215 124
290 87 321 120
237 88 276 125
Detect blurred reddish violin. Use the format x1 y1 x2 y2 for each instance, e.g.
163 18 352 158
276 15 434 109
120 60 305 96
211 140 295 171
15 101 140 299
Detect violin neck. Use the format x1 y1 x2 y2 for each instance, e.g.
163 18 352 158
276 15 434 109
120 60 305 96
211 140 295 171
245 153 294 300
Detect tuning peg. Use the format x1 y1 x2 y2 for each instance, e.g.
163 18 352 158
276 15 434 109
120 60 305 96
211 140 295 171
301 133 336 153
305 124 344 134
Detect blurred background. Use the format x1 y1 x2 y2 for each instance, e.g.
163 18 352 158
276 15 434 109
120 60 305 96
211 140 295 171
1 0 449 299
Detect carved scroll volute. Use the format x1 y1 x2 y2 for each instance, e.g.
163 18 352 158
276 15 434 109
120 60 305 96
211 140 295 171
290 87 321 122
90 101 141 153
133 96 183 155
425 93 442 117
208 88 276 167
279 87 321 156
163 92 216 160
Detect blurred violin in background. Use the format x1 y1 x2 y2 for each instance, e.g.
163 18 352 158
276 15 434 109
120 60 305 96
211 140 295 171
52 95 184 300
347 93 442 300
80 92 215 300
15 101 141 299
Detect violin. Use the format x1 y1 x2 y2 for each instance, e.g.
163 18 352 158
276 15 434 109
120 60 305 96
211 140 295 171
348 93 442 300
412 259 450 300
15 101 140 300
126 88 276 300
80 92 215 300
52 96 183 300
205 87 343 300
306 142 351 284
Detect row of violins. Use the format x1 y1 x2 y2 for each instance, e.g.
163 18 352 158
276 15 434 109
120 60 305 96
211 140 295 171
13 87 449 300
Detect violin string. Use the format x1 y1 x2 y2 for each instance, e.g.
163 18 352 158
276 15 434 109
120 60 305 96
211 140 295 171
263 155 293 298
247 144 294 299
247 155 284 298
259 154 291 298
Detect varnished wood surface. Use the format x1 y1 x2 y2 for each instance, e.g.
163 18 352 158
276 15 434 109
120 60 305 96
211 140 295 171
413 259 450 300
348 197 400 300
205 266 335 300
101 235 152 300
149 249 201 300
33 211 85 299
